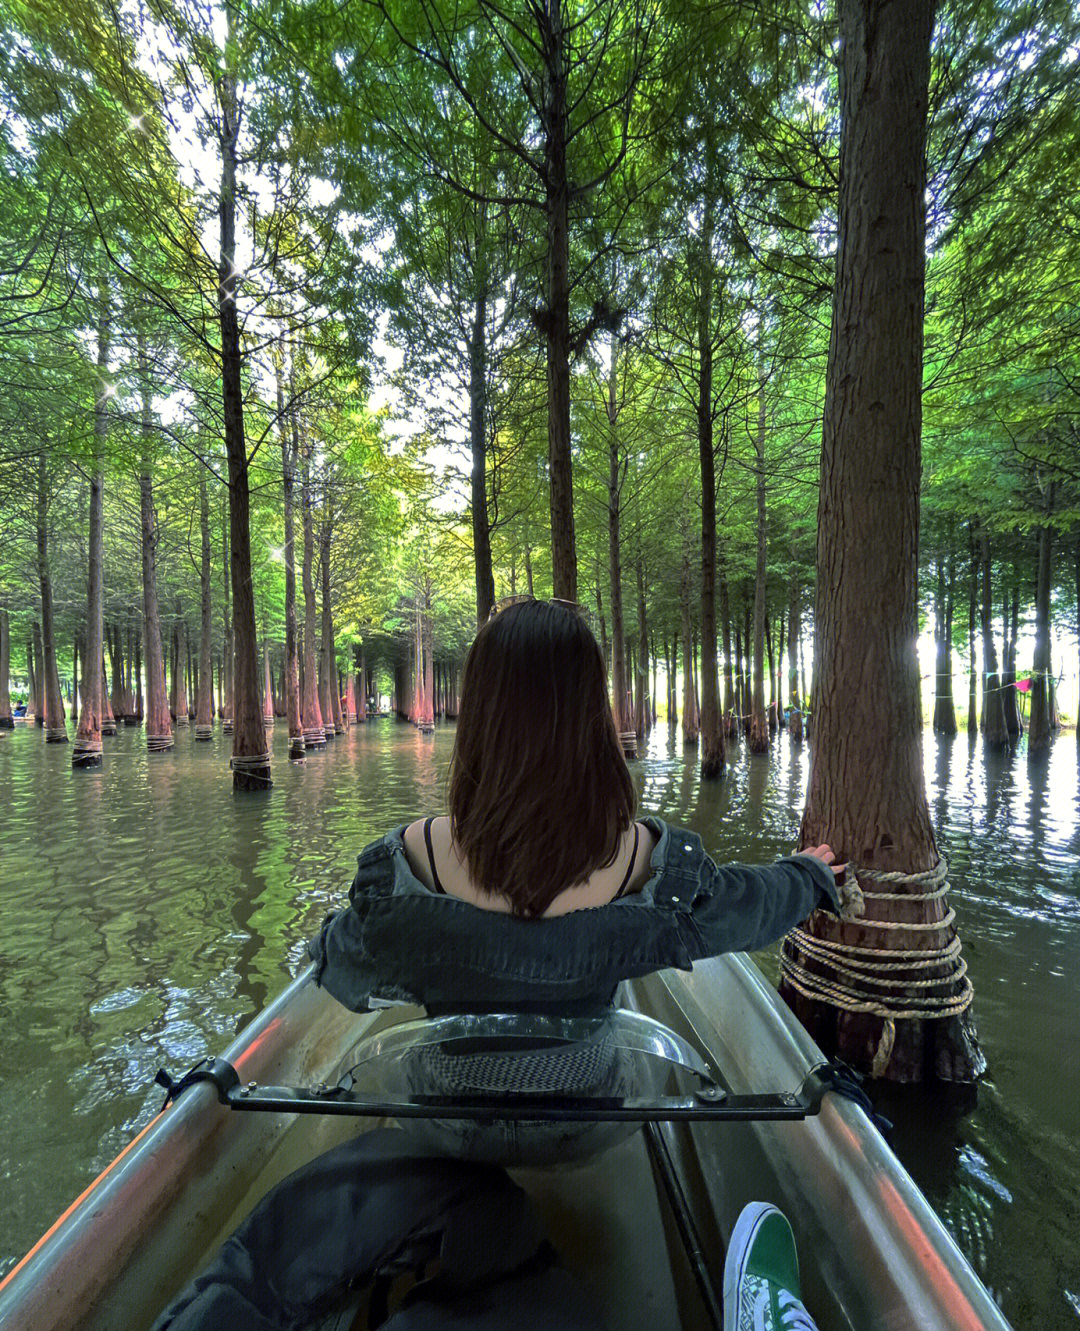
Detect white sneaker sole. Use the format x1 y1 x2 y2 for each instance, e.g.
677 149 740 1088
723 1201 782 1327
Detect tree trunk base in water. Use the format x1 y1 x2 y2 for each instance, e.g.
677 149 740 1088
194 726 213 741
147 735 174 753
779 983 985 1085
747 718 769 754
175 715 190 728
223 720 234 734
123 715 139 727
289 736 306 761
0 717 14 729
101 721 117 736
232 763 273 791
619 731 637 758
72 743 102 768
45 728 68 743
789 711 803 743
322 726 336 740
304 728 326 748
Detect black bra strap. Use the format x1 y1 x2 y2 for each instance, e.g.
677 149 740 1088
612 823 640 901
423 818 447 894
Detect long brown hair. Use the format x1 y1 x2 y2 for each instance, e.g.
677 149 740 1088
447 599 637 918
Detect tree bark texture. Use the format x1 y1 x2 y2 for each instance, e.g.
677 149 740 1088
680 522 698 744
607 339 633 750
195 469 214 740
748 370 769 754
299 452 325 747
788 563 803 744
541 0 577 602
932 551 957 733
470 285 495 625
967 527 978 734
73 299 109 768
172 615 190 726
281 387 304 758
37 450 66 741
636 555 649 740
697 193 724 777
1029 496 1055 749
781 0 982 1083
219 51 270 790
979 532 1007 746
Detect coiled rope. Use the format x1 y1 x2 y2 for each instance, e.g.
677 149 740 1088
781 858 973 1078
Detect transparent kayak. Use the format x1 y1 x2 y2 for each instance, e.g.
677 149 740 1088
0 955 1012 1331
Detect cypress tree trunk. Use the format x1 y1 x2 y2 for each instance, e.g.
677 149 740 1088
680 522 698 744
262 642 275 728
607 338 633 752
719 573 735 734
134 628 143 721
300 451 325 747
1029 492 1055 749
697 184 724 778
1001 580 1021 737
37 450 66 741
788 563 803 743
967 525 978 734
596 554 609 673
780 0 982 1083
357 651 367 722
100 651 116 735
195 468 214 740
28 633 41 724
319 523 340 736
748 370 769 753
139 355 172 753
281 381 304 759
107 624 125 723
636 554 649 739
541 0 577 602
173 612 189 726
933 550 957 733
218 31 270 790
979 532 1008 746
0 608 12 728
469 277 495 625
73 296 108 768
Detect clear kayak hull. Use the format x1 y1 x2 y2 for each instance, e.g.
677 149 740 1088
0 956 1012 1331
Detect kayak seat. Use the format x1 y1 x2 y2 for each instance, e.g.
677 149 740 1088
342 1008 713 1168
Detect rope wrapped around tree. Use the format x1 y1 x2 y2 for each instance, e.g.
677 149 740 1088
780 859 973 1079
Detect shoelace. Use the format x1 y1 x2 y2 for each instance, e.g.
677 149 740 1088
777 1288 816 1331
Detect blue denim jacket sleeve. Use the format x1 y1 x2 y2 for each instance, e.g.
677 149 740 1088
308 819 841 1013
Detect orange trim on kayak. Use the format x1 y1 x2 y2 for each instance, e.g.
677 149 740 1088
0 1110 166 1293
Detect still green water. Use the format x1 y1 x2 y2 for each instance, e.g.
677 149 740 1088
1 720 1077 1326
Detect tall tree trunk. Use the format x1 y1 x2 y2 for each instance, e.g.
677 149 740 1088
788 561 803 743
469 278 495 625
979 532 1008 746
218 33 270 790
263 642 275 727
680 519 698 744
321 523 345 734
541 0 576 601
748 367 769 754
139 389 173 754
607 337 633 751
73 295 108 768
356 650 367 722
300 450 325 747
719 573 735 734
281 379 304 759
1029 488 1055 749
100 652 116 734
32 625 46 725
1001 578 1021 737
697 186 724 778
134 627 143 721
27 633 40 724
172 612 189 726
221 507 232 731
37 449 66 741
780 0 982 1084
932 549 957 733
595 553 609 672
636 553 649 739
967 524 978 734
194 468 214 740
0 608 12 728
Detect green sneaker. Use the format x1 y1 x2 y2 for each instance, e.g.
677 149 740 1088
723 1201 817 1331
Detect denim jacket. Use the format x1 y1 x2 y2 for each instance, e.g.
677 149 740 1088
309 817 843 1017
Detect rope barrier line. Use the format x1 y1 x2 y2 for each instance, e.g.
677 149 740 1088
781 856 973 1077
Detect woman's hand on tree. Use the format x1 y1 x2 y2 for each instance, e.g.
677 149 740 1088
802 843 847 884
